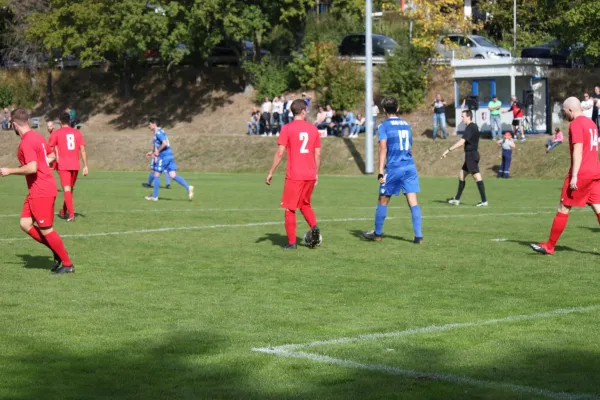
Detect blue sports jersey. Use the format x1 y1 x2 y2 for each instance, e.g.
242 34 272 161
154 128 174 158
378 117 414 169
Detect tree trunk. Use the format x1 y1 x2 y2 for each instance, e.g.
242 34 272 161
46 69 53 105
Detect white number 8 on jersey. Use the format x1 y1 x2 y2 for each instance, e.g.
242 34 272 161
66 134 76 150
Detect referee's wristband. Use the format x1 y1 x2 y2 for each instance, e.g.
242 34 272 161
377 174 384 180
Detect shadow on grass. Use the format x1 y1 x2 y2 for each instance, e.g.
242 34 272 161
350 229 414 244
18 254 53 270
341 138 366 174
505 239 600 256
255 233 297 247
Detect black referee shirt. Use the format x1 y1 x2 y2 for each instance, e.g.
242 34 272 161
462 122 480 152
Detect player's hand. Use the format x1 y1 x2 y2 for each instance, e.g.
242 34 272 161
82 167 89 176
0 168 10 177
441 149 449 159
145 151 153 158
570 176 578 190
378 173 385 184
265 173 273 185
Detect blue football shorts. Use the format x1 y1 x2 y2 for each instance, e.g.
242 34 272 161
379 165 420 196
152 156 178 173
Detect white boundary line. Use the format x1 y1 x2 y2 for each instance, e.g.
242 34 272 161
0 211 553 242
252 305 600 400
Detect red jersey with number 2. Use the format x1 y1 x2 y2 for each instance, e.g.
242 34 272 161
48 127 85 171
17 130 57 198
568 115 600 179
277 120 320 181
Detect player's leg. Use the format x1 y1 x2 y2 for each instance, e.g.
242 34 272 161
298 180 320 248
448 168 466 205
402 167 423 243
146 159 163 200
164 158 193 200
504 153 512 178
281 179 302 249
531 201 570 255
165 171 171 189
143 159 155 188
363 171 395 241
470 153 487 206
61 171 78 221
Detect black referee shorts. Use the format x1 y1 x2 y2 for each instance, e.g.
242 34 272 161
462 151 480 174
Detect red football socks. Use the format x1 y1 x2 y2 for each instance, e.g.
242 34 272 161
27 226 51 250
285 209 296 245
64 190 75 218
44 231 73 266
299 205 317 229
548 212 569 248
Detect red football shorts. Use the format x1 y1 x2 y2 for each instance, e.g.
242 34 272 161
561 176 600 207
21 196 56 228
281 179 316 210
58 170 79 188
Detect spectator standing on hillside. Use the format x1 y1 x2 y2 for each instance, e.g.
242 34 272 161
2 108 9 130
546 127 563 153
592 86 600 129
350 113 366 138
504 96 525 142
340 110 356 137
582 93 594 119
488 95 502 140
261 97 272 136
272 97 284 127
66 108 77 128
302 93 311 120
432 93 448 140
247 107 260 135
286 95 295 124
497 132 515 179
372 101 380 136
281 95 288 124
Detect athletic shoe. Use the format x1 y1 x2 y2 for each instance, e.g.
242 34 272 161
188 186 195 201
447 197 460 205
51 254 62 272
307 225 321 249
361 230 382 241
53 265 74 274
413 237 424 245
530 242 554 256
282 244 297 249
165 184 171 189
142 183 152 188
66 216 75 222
58 210 66 219
475 201 488 207
145 196 158 201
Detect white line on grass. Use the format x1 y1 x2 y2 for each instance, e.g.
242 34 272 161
263 304 600 352
0 211 554 242
252 349 598 400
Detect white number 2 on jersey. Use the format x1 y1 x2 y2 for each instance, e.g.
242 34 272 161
590 129 598 151
66 134 76 150
299 132 309 154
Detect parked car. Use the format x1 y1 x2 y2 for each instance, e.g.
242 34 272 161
338 34 398 57
436 34 511 60
520 40 590 68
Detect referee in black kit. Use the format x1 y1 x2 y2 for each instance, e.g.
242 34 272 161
441 109 488 207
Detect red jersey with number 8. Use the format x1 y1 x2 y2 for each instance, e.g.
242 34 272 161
568 115 600 179
277 120 320 181
48 127 85 171
17 130 57 198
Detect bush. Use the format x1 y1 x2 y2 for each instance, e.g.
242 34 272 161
0 85 13 108
378 48 427 113
304 13 363 46
289 41 338 90
243 56 292 102
322 58 364 111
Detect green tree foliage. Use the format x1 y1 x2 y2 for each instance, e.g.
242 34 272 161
378 49 427 113
243 56 291 102
0 84 13 108
322 59 363 111
289 41 338 90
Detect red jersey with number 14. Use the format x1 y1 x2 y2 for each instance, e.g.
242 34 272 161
568 115 600 179
277 120 321 181
48 127 85 171
17 130 57 198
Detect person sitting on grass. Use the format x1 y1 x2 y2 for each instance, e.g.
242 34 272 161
349 113 366 138
546 127 564 153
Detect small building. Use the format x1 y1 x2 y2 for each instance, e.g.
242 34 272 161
452 58 551 135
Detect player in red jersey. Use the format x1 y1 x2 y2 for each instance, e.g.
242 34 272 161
531 97 600 255
48 112 89 222
0 109 74 273
266 99 321 249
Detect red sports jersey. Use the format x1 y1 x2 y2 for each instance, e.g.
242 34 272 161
277 120 321 181
568 115 600 179
48 127 85 171
511 104 523 118
17 130 57 198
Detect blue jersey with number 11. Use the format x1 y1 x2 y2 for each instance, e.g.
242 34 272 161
378 117 414 169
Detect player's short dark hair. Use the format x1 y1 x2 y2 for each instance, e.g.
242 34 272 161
290 99 306 116
11 108 29 125
462 109 473 119
59 112 71 125
148 117 160 126
380 96 398 114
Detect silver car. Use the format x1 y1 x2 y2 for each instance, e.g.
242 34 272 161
436 34 511 60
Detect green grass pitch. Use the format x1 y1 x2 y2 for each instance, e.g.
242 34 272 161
0 171 599 400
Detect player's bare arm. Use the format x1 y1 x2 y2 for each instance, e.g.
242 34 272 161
47 152 56 165
378 139 387 184
266 145 286 185
0 161 38 177
570 142 583 190
314 147 321 184
441 138 465 159
81 145 89 176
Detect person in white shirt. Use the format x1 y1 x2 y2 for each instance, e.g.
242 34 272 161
261 97 272 135
371 101 380 136
286 94 295 122
314 106 327 129
272 96 284 127
582 93 594 119
349 113 366 137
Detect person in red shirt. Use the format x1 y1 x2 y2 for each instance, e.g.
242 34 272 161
0 108 74 273
48 112 88 221
531 97 600 255
503 95 525 141
266 99 321 249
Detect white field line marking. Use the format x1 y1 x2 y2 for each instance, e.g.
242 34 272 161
0 211 553 242
263 304 600 352
252 349 598 400
0 206 560 218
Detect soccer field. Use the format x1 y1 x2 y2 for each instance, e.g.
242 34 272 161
1 172 599 400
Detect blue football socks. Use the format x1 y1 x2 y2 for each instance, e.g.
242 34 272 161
410 205 423 238
147 172 154 186
173 175 190 191
152 176 161 198
165 173 171 186
374 204 388 235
